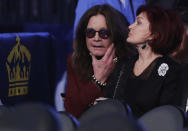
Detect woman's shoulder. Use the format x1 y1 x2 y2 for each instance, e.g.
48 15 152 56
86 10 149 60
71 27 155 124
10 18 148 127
157 56 180 68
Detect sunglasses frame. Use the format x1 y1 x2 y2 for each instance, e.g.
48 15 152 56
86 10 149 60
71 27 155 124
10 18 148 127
85 28 110 39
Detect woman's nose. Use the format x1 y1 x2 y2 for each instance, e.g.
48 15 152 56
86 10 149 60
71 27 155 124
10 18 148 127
128 23 134 29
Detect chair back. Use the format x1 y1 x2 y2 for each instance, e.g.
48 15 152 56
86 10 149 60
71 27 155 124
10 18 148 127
77 113 145 131
0 103 62 131
139 105 185 131
59 111 79 131
78 99 132 125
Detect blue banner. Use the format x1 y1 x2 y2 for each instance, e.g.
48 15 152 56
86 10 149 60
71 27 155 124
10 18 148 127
0 32 57 106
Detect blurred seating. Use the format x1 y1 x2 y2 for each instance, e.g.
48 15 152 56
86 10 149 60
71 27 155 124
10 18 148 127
78 99 132 125
0 102 62 131
0 32 56 106
58 111 80 131
139 105 186 131
0 105 11 116
77 113 145 131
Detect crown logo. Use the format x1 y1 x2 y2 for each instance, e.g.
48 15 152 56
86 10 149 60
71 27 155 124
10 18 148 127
6 35 31 97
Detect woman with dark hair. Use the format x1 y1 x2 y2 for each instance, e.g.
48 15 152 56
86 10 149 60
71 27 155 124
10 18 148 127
104 5 185 118
64 4 135 118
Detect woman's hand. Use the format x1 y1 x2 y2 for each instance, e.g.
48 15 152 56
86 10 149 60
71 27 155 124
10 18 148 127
90 44 116 83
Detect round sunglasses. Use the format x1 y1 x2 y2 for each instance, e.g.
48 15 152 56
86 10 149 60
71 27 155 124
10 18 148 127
85 29 110 39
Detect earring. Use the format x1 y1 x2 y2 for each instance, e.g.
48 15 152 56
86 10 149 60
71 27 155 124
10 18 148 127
141 39 150 49
141 44 147 49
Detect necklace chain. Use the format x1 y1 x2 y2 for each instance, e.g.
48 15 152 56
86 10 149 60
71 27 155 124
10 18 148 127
113 64 125 99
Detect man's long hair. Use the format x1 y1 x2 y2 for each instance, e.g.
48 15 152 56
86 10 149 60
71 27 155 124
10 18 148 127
73 4 135 81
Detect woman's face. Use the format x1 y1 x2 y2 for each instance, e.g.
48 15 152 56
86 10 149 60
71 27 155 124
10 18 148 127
127 12 152 45
86 14 111 57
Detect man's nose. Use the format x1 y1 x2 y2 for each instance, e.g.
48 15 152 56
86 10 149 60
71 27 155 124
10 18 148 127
94 32 101 41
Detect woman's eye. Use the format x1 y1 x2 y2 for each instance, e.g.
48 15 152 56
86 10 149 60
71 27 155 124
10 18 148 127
137 21 141 25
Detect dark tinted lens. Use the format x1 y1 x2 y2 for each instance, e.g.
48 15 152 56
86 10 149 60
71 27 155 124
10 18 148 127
86 29 96 38
86 29 110 39
99 30 110 39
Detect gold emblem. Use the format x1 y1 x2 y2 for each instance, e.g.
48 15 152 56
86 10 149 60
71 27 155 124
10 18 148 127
6 35 31 97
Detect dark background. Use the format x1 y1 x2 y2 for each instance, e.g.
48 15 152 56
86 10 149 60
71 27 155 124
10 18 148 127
0 0 78 33
0 0 187 33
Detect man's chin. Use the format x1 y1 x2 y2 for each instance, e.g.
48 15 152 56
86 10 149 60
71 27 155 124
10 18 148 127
92 52 104 56
95 56 103 60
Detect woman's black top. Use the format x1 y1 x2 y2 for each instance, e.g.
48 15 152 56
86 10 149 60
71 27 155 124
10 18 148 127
104 55 183 118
